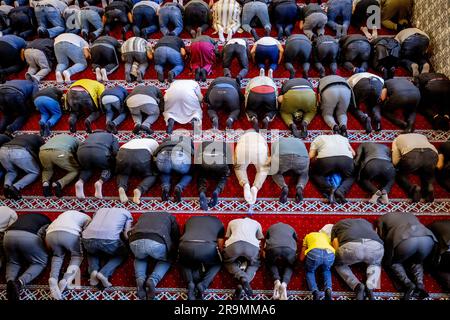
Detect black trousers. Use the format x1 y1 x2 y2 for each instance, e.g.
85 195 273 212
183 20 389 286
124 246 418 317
222 43 249 79
265 246 296 285
91 44 119 74
359 159 396 194
284 38 312 77
104 9 131 36
198 165 229 195
0 42 24 80
396 149 438 195
314 43 339 76
0 90 30 133
419 79 450 127
246 91 277 120
9 12 34 39
390 236 435 289
116 148 157 193
350 77 384 127
400 34 430 73
311 156 355 196
382 89 420 130
342 40 371 72
184 3 209 35
179 241 221 289
438 164 450 192
66 90 100 127
207 86 241 123
77 147 114 183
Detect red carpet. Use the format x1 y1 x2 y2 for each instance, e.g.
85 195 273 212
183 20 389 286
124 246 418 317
0 9 449 300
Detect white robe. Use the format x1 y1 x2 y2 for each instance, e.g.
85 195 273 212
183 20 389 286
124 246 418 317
163 80 203 124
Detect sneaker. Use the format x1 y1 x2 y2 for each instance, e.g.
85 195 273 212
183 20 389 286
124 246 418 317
53 182 63 198
106 121 118 134
132 124 141 134
43 184 52 197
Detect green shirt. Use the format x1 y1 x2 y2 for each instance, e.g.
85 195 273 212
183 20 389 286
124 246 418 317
40 134 79 153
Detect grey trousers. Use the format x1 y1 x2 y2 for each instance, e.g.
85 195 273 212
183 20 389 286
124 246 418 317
24 48 51 81
334 239 384 290
271 154 310 190
0 146 41 191
320 85 351 129
223 240 260 283
128 103 160 129
303 12 328 40
241 2 271 33
46 231 83 280
122 51 148 79
3 230 48 285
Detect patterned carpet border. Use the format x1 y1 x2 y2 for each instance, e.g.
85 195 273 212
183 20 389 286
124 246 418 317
0 285 448 301
2 197 450 216
16 129 450 143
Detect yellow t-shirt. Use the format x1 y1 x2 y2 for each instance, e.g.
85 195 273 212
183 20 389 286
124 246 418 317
303 232 335 255
69 79 105 109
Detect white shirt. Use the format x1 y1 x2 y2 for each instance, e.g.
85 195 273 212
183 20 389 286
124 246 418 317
163 80 203 124
225 218 264 248
31 0 68 14
310 135 353 159
234 131 269 166
46 210 91 237
395 28 429 44
254 36 280 47
225 38 247 47
126 94 158 109
120 138 159 155
133 0 160 13
0 206 17 233
54 33 89 49
392 133 438 166
347 72 384 88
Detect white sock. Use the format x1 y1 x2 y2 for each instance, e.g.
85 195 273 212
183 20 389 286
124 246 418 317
75 180 85 199
89 271 99 286
63 265 81 290
49 278 62 300
96 272 112 288
55 71 64 84
58 279 68 292
94 180 103 199
243 184 252 203
95 67 102 81
273 280 281 300
63 70 71 84
280 282 288 300
101 68 109 82
250 186 258 205
118 187 128 203
133 188 142 204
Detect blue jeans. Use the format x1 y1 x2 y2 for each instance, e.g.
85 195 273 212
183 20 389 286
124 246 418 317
255 44 279 71
34 96 62 128
305 248 335 292
2 0 28 5
35 6 65 38
154 46 184 77
158 5 183 36
130 239 171 285
156 150 192 191
80 9 103 38
0 146 40 190
132 6 158 37
327 0 352 33
55 41 88 76
82 238 128 278
104 100 127 127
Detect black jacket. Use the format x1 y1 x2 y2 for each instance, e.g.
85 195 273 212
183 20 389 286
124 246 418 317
128 212 180 259
4 134 45 161
354 142 392 178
